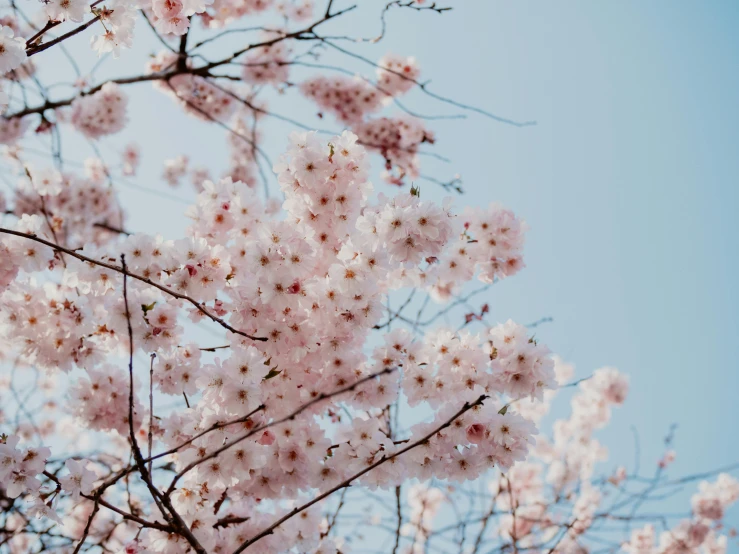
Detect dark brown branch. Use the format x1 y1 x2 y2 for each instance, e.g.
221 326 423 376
214 516 250 529
392 485 402 554
5 72 170 119
176 18 191 72
27 15 102 57
83 494 174 533
24 0 105 51
121 255 208 554
25 20 57 48
93 221 131 235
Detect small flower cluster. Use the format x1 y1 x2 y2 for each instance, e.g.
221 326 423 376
571 367 629 432
276 130 373 251
535 367 630 491
89 0 137 57
691 473 739 521
623 473 739 554
353 116 434 184
59 458 96 501
68 365 146 434
298 54 431 184
278 0 312 21
300 76 386 124
198 344 268 412
45 0 89 22
301 53 418 123
0 434 49 498
242 38 291 86
148 0 213 36
185 175 265 240
0 214 55 289
121 143 140 176
13 165 123 246
376 53 420 96
461 203 527 283
0 113 30 144
0 21 30 109
70 83 129 139
0 25 27 75
360 191 454 265
153 343 202 395
148 52 238 123
223 109 261 188
424 202 527 301
203 0 274 28
488 319 556 400
400 485 445 550
162 154 189 186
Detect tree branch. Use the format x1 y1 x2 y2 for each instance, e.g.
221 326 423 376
0 227 267 342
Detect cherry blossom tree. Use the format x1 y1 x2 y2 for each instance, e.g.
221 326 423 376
0 1 736 553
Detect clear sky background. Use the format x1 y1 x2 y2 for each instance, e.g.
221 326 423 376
399 0 739 522
14 0 739 532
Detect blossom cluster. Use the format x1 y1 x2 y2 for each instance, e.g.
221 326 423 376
0 435 49 499
691 473 739 521
70 83 129 139
0 22 29 108
0 214 54 289
388 360 630 554
353 116 434 184
399 484 445 550
0 131 556 552
0 114 30 144
299 54 431 184
13 163 123 245
44 0 90 23
387 353 737 554
242 38 291 86
376 53 421 97
300 76 387 124
623 473 739 554
145 51 239 124
0 37 728 542
0 25 26 75
69 365 146 434
0 1 734 552
223 109 261 188
202 0 277 29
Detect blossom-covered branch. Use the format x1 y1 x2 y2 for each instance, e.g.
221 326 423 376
0 1 735 553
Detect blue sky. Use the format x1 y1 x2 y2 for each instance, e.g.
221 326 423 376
438 0 739 479
410 0 739 520
15 0 739 531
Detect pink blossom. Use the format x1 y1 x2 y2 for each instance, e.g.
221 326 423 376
466 423 486 444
